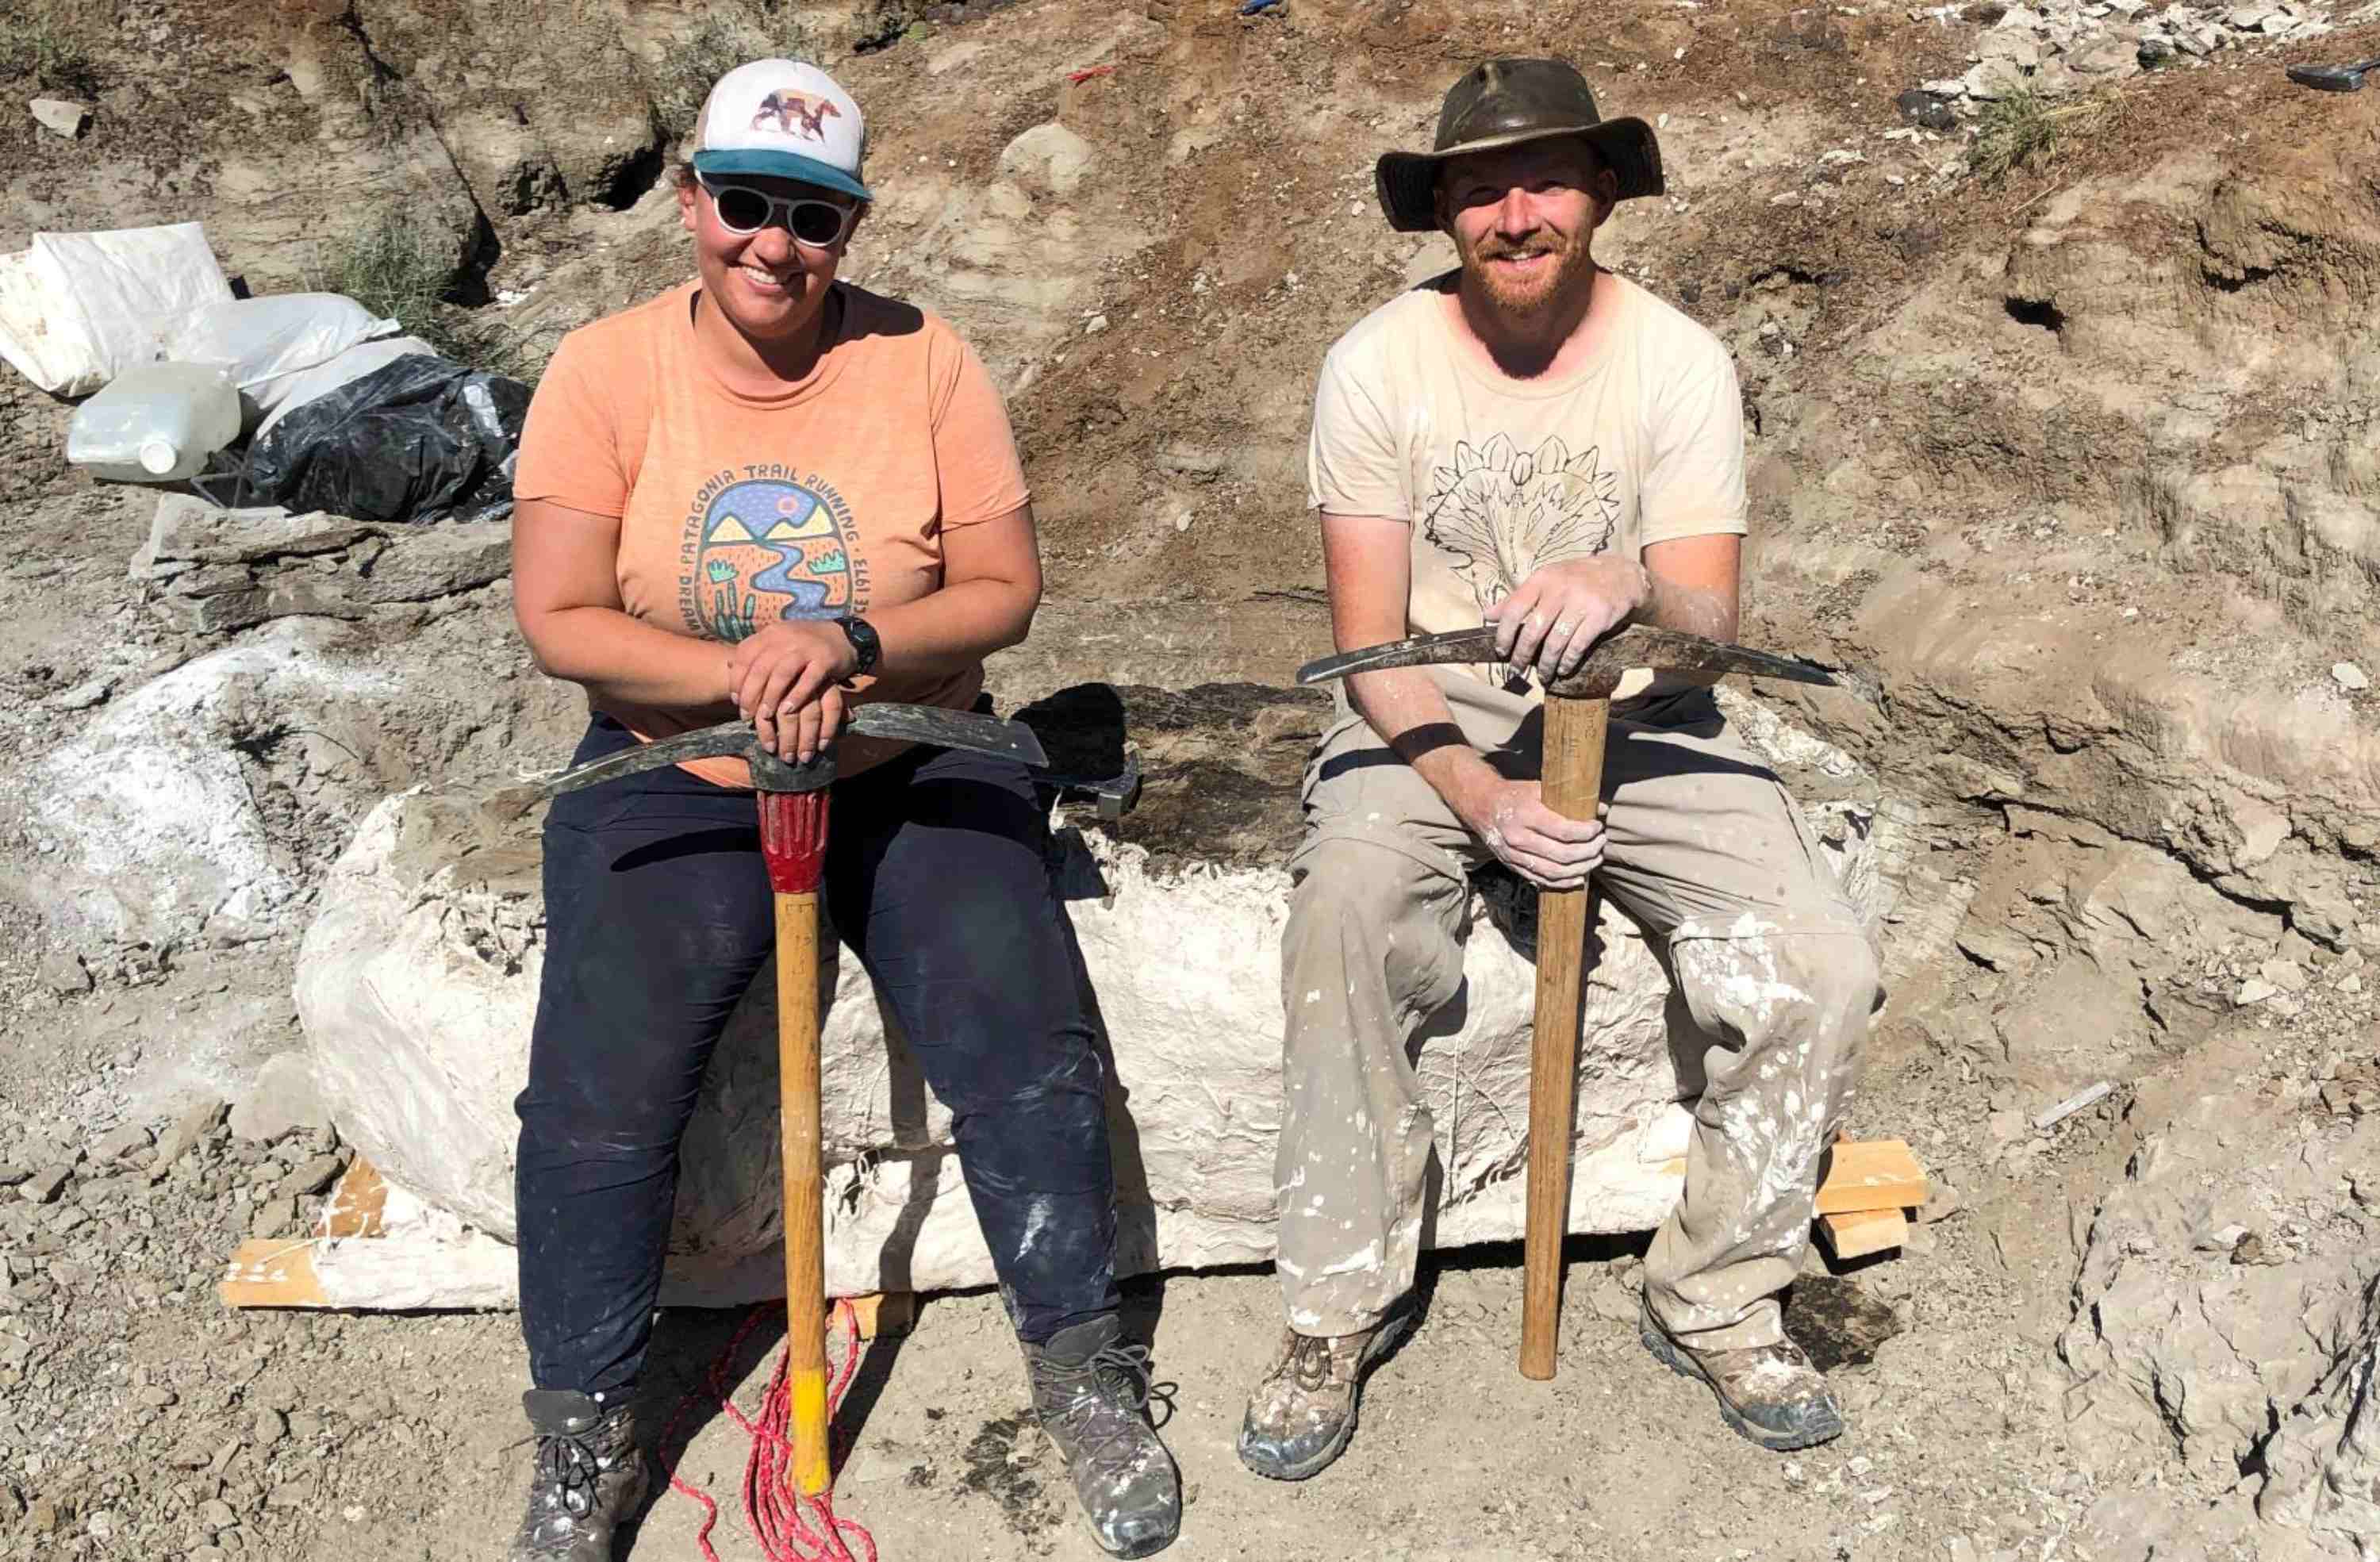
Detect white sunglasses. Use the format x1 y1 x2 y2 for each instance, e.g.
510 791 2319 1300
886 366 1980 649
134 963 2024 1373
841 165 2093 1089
697 175 859 248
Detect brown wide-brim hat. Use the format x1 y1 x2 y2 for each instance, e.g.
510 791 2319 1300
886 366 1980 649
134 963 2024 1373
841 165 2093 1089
1376 58 1664 234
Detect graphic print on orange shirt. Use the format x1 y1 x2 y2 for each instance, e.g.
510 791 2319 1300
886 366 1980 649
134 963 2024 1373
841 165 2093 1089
675 462 873 642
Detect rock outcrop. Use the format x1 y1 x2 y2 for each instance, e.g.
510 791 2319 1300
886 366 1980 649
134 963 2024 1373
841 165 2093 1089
2 506 576 958
2058 1027 2380 1556
2258 1275 2380 1553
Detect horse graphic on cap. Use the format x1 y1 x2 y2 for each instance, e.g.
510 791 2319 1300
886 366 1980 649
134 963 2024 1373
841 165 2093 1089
751 89 841 140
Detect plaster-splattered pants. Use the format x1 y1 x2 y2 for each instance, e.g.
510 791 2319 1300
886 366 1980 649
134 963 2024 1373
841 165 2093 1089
1275 674 1880 1351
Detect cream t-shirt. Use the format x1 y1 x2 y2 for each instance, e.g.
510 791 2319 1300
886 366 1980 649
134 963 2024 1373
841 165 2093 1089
1307 271 1748 705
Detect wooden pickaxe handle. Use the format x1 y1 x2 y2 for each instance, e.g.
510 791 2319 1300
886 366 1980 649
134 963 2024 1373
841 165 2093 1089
760 789 835 1496
1519 693 1609 1381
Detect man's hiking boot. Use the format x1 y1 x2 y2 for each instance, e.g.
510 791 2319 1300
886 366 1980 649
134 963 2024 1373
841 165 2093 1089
1638 1299 1846 1451
1022 1314 1181 1558
506 1388 650 1562
1236 1303 1415 1481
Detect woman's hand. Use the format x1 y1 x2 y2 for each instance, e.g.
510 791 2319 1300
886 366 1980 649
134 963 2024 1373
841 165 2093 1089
726 620 859 764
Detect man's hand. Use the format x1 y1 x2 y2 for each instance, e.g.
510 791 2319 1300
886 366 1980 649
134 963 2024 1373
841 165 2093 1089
727 619 858 764
1484 556 1650 680
1453 773 1606 891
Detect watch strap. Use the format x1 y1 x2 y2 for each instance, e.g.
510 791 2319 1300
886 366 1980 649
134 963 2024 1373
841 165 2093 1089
838 615 881 677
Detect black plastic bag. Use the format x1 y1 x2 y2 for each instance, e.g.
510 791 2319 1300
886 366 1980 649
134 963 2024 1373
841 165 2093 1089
236 354 531 524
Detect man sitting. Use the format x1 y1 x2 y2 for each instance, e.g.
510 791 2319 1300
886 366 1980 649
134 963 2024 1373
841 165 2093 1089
1238 57 1883 1481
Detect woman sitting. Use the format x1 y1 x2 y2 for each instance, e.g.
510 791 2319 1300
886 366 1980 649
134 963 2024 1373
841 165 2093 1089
501 57 1181 1562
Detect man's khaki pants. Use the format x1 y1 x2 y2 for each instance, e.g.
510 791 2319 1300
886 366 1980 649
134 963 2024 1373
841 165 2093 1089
1275 670 1879 1351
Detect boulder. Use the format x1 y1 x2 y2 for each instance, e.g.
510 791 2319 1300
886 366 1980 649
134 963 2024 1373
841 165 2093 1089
298 684 1892 1303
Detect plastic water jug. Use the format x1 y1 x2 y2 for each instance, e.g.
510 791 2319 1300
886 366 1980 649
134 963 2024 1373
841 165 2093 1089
65 361 241 482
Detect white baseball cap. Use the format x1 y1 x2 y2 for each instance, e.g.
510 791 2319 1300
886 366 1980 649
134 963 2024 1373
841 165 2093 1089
691 59 871 203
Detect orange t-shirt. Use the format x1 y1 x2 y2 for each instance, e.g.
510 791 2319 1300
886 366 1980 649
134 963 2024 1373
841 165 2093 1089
513 280 1031 785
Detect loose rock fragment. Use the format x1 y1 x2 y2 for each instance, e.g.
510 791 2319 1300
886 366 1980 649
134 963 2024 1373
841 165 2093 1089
1894 88 1959 129
90 1123 154 1165
46 678 111 711
278 1153 345 1199
1917 1182 1964 1223
150 1099 228 1181
34 950 90 996
228 1053 328 1144
28 98 91 137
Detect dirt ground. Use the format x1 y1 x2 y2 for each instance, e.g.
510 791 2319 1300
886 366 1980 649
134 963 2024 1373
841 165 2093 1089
2 0 2376 1558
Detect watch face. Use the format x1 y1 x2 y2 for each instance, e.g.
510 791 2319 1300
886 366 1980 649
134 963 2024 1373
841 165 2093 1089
844 616 879 672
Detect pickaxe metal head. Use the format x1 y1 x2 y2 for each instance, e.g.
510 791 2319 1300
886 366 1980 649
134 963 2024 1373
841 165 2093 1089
2288 56 2379 91
534 702 1049 796
1296 622 1837 700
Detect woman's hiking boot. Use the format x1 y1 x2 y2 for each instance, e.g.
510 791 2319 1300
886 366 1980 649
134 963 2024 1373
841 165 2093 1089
1235 1302 1415 1481
1638 1299 1847 1450
506 1387 650 1562
1021 1314 1182 1557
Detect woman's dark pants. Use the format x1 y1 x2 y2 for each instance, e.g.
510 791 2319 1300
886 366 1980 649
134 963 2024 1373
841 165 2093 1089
515 714 1120 1395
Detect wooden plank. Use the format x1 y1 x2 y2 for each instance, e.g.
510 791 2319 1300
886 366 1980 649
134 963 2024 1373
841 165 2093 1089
1813 1139 1929 1215
1816 1207 1907 1262
842 1291 916 1340
218 1240 327 1308
309 1232 517 1311
315 1160 388 1239
1656 1138 1928 1215
221 1230 520 1311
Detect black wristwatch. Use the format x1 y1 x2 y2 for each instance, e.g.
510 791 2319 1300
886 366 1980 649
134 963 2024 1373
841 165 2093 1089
837 615 881 678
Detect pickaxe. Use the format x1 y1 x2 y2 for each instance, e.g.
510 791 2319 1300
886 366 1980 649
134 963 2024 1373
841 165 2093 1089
2287 55 2380 90
1296 621 1835 1380
536 703 1047 1495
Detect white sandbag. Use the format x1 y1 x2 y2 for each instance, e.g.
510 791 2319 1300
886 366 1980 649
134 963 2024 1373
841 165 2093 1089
252 334 440 440
168 293 401 414
0 248 82 394
0 224 232 397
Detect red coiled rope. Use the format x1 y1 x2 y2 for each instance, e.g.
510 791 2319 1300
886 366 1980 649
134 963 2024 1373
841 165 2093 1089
659 1299 879 1562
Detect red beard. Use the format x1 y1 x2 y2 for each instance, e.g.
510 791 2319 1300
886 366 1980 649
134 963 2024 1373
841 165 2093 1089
1462 230 1592 317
